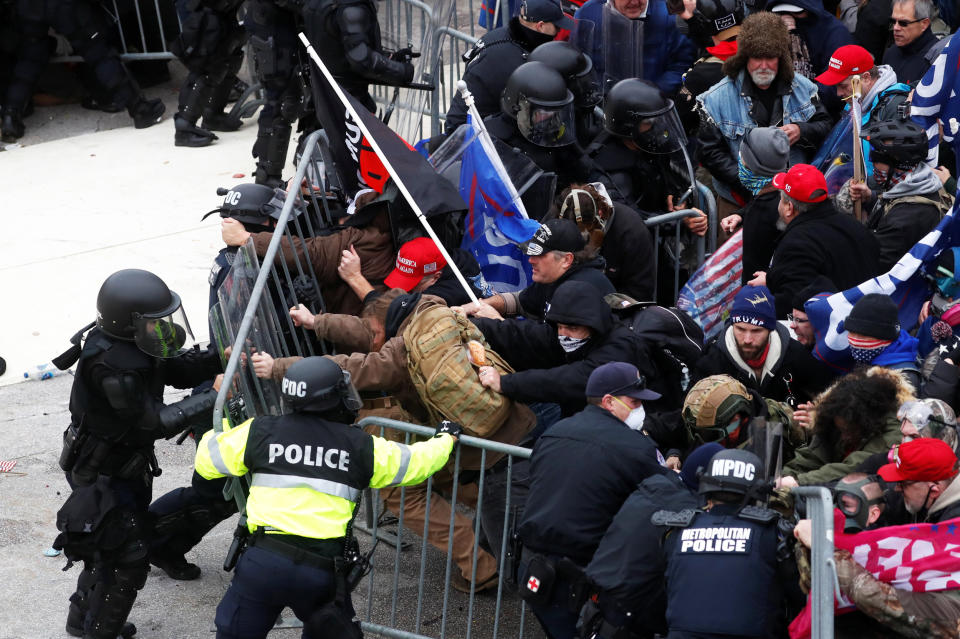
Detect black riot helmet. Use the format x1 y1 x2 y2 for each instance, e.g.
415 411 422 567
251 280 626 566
861 117 929 170
96 269 195 358
604 78 687 154
281 357 363 419
501 61 576 148
698 449 765 498
201 183 281 227
528 41 602 109
681 0 745 47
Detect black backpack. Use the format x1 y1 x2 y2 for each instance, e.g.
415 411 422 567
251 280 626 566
608 296 705 409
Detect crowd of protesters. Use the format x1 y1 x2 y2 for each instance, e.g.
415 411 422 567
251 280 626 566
36 0 960 636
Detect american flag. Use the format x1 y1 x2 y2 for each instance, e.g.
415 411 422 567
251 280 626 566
0 460 18 473
677 230 743 340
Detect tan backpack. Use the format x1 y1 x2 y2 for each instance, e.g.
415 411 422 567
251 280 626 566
403 305 514 438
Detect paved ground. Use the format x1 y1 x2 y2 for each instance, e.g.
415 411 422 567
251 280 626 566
0 21 542 637
0 375 540 639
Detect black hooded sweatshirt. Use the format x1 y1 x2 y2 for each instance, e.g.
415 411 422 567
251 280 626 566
473 280 654 416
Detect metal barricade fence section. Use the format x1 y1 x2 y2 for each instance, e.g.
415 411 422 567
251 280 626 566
791 487 840 639
52 0 181 62
354 417 541 639
211 130 547 638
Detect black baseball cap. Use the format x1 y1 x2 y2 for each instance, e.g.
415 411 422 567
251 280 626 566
586 362 662 401
520 0 576 29
521 219 586 256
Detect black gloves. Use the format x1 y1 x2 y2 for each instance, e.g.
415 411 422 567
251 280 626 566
389 47 419 64
434 420 463 440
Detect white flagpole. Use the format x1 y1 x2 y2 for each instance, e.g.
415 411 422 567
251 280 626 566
299 32 480 305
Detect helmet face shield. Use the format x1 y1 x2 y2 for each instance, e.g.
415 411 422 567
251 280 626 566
517 99 576 148
570 69 603 108
133 303 194 358
633 109 687 154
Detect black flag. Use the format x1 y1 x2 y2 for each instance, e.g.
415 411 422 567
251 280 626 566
307 65 466 218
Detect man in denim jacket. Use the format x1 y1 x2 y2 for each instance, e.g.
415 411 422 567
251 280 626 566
696 11 832 210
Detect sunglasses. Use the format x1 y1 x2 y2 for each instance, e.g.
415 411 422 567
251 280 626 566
608 375 648 396
890 17 925 26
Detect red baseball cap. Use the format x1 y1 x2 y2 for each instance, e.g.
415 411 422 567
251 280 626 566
772 164 829 203
815 45 875 86
878 438 959 482
384 237 447 291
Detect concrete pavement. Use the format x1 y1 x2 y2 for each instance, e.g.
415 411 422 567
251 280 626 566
0 61 541 639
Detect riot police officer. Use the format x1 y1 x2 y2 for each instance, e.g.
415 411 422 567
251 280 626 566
1 0 165 141
53 269 222 639
486 61 599 194
195 356 461 638
146 184 294 581
591 78 696 217
528 40 603 147
171 0 248 147
443 0 574 134
658 449 786 638
245 0 307 187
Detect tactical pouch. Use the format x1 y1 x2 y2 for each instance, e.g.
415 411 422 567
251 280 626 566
70 437 113 486
114 452 150 480
577 599 603 639
518 554 556 607
59 423 88 473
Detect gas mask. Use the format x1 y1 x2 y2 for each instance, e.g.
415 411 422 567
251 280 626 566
833 477 884 532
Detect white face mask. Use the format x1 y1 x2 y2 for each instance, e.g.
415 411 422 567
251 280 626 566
614 397 646 430
558 334 590 353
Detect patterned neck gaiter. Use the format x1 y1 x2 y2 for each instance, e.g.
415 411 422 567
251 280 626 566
738 160 774 196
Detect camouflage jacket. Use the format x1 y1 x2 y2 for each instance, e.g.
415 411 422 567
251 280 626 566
799 548 960 638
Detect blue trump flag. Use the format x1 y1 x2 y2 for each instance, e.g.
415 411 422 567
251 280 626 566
459 117 541 293
913 32 959 168
805 204 960 371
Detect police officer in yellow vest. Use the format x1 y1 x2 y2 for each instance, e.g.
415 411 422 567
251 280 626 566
195 356 461 639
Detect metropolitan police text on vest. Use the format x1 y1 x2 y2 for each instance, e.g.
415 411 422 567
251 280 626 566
679 527 752 553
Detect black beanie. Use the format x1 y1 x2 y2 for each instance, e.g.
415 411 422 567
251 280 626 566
843 294 900 341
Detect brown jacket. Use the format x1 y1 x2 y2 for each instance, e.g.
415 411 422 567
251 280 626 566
252 210 394 316
271 296 536 470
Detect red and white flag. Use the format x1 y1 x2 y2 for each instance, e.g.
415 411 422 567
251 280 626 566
789 510 960 638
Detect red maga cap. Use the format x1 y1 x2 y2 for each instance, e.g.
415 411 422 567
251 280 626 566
815 45 875 86
878 438 959 482
384 237 447 291
772 164 829 203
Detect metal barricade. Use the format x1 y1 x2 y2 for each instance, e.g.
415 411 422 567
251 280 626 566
53 0 181 62
643 180 716 303
354 417 538 639
792 487 840 639
429 26 478 138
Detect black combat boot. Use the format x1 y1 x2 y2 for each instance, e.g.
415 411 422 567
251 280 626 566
149 552 201 580
128 98 165 129
1 108 25 141
174 114 218 147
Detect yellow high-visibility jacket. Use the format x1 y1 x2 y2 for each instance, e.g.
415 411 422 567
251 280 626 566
196 413 454 539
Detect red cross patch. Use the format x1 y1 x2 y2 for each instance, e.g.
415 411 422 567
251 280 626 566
526 576 540 593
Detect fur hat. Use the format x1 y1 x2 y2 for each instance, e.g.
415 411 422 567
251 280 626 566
722 11 794 84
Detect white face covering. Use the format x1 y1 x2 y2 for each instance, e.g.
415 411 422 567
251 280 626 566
614 397 646 430
558 334 590 353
